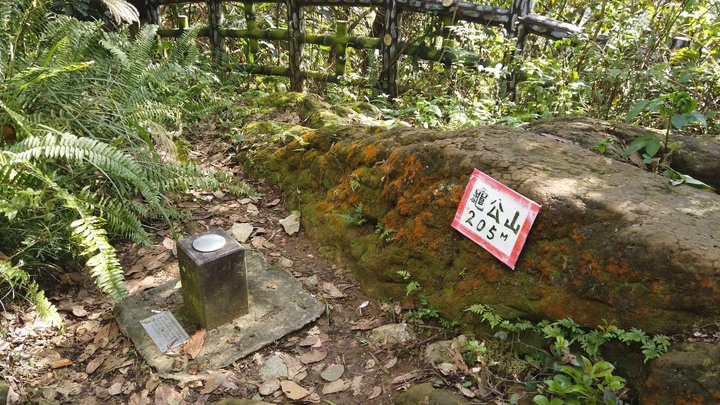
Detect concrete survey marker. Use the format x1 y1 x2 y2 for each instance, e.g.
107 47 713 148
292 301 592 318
114 250 325 380
178 228 248 330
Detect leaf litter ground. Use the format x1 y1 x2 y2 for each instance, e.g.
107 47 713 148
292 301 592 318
0 116 472 404
3 112 718 404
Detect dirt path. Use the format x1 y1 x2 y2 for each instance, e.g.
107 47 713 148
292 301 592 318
0 119 470 405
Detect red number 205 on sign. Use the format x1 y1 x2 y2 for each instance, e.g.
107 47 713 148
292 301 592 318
451 169 541 269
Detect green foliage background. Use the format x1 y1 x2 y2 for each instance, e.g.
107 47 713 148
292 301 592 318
0 0 249 324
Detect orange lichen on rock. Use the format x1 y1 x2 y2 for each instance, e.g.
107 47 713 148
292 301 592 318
477 263 503 284
360 143 380 164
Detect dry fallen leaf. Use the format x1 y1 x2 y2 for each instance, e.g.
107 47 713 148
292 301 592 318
351 375 363 396
72 305 88 317
383 357 398 369
154 384 182 405
280 257 294 268
85 357 104 374
162 237 176 251
200 371 229 394
108 382 123 396
322 378 351 394
258 378 280 396
320 364 344 382
50 359 73 369
277 352 306 380
128 389 148 405
183 329 207 359
280 380 309 400
455 383 476 398
392 371 419 384
266 198 281 207
298 335 320 347
369 386 382 399
322 282 346 298
350 318 380 331
298 350 327 364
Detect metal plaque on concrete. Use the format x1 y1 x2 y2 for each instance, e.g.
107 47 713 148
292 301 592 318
140 311 190 353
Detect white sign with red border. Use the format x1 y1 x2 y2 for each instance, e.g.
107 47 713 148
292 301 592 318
451 169 541 269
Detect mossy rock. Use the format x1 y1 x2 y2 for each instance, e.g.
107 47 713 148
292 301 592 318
242 120 720 335
641 342 720 404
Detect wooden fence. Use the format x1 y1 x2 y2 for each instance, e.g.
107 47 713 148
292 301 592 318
143 0 582 96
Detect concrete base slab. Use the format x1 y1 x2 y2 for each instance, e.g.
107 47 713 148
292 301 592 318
114 250 324 381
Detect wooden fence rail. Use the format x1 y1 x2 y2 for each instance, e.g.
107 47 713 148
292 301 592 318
145 0 582 96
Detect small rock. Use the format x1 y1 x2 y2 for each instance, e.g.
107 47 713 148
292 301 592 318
228 223 254 243
279 213 301 235
424 335 467 365
369 323 415 347
304 275 318 289
394 383 469 405
437 362 457 375
320 364 345 382
258 355 288 380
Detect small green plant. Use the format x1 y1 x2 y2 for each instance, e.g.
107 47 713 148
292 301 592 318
334 203 366 226
375 222 396 243
350 174 361 192
0 260 62 329
597 137 613 154
533 357 627 405
463 338 487 366
622 132 664 164
466 305 669 363
626 91 706 151
396 270 420 296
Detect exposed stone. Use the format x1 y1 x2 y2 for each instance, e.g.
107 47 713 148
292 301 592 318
641 343 720 405
228 222 253 243
241 115 720 334
394 383 469 405
526 117 720 190
279 213 301 235
425 335 467 365
369 323 415 347
114 251 324 382
259 355 288 381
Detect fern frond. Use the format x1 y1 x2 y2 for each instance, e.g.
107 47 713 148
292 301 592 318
10 131 163 210
101 197 152 245
61 196 126 300
100 0 140 24
0 260 63 329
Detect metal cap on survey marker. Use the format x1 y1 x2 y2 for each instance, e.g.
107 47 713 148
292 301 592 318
192 233 226 252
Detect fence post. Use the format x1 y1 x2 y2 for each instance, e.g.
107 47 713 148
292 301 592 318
504 0 534 99
178 15 189 30
507 0 533 53
334 21 348 78
380 0 402 97
286 0 305 92
145 0 161 25
244 2 260 55
208 0 226 64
